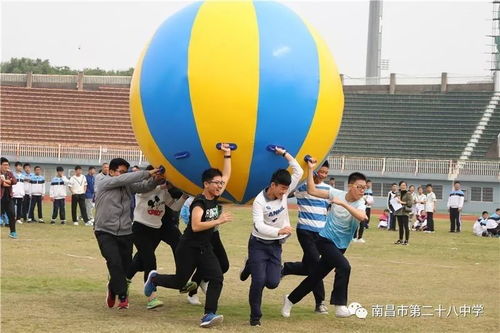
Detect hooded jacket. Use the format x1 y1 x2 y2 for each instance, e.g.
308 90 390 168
94 171 159 236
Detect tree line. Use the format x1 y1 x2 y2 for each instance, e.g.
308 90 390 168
0 57 134 76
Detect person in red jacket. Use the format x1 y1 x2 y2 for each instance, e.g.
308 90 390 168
1 157 18 238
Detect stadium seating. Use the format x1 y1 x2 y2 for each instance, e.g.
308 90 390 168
469 103 500 160
331 91 495 160
1 85 497 160
0 86 136 147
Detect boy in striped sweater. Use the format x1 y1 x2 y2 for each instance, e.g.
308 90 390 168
282 160 331 315
50 166 69 224
447 181 464 233
28 166 45 223
12 162 25 224
22 163 32 222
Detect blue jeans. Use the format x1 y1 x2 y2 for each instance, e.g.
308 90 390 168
247 236 282 321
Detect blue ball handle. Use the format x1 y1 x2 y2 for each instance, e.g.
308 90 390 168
174 152 190 159
216 143 238 150
266 145 286 152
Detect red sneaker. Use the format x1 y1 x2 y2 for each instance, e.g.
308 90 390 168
106 284 116 308
118 298 129 310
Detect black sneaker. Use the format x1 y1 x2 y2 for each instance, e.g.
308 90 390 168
394 240 402 245
402 241 409 246
240 257 250 282
50 220 56 225
250 319 261 327
61 221 66 225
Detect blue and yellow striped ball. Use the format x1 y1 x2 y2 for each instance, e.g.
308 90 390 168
130 0 344 203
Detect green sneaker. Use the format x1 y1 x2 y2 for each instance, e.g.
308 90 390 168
179 281 198 294
146 297 164 310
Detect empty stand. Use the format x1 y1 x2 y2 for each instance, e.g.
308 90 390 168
0 86 136 147
1 85 497 160
331 92 494 160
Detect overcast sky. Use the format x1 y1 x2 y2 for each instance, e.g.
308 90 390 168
0 0 494 78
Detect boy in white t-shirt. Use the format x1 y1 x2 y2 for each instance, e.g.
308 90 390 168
424 184 436 233
68 165 88 226
239 147 303 327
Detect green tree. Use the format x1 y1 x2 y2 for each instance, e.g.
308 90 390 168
0 57 133 75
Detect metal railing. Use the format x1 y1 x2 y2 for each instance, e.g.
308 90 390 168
1 142 498 178
32 74 77 84
1 73 494 88
83 75 131 85
343 74 493 86
327 154 498 178
0 73 27 82
0 142 145 164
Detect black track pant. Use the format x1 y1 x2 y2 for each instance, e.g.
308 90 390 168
354 220 368 239
449 208 461 232
389 212 396 230
189 230 229 296
52 198 66 221
1 196 16 233
71 194 88 223
288 236 349 306
13 197 23 221
397 215 410 242
127 221 182 281
28 195 42 220
153 239 223 314
22 194 30 220
282 228 325 305
95 231 133 299
427 212 434 231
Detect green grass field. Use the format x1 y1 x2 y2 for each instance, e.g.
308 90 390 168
1 204 499 333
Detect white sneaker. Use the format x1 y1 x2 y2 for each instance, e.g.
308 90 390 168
200 280 208 295
85 221 93 226
352 238 359 243
16 219 22 224
357 238 366 243
187 294 201 305
335 305 353 317
281 295 293 318
73 222 79 226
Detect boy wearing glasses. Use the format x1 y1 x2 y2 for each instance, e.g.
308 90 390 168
239 147 303 327
144 144 233 328
281 159 367 318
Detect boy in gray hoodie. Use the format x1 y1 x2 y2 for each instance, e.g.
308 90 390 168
94 158 161 310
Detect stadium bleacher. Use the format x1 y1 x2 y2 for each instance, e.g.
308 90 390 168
469 103 500 160
332 91 496 160
0 85 136 147
0 84 498 160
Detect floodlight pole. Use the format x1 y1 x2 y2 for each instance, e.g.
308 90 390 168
365 0 383 85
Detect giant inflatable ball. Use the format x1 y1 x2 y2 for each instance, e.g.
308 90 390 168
130 0 344 203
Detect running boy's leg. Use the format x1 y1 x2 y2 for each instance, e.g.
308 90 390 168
197 248 224 314
95 231 129 299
